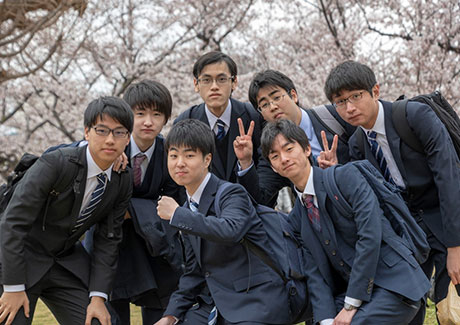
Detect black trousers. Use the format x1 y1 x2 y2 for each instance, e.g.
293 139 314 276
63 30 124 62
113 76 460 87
107 300 164 325
0 264 100 325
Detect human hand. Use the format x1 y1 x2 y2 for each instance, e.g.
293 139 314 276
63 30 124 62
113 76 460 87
0 291 29 325
447 246 460 285
233 118 254 170
155 315 177 325
317 131 338 169
85 296 110 325
113 152 129 173
157 196 179 220
333 307 357 325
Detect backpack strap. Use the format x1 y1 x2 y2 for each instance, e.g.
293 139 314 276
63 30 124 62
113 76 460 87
214 182 288 284
391 100 424 154
323 165 353 217
310 105 347 139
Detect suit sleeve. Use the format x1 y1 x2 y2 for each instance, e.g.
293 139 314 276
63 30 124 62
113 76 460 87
237 157 291 208
170 184 255 244
335 165 382 302
164 234 206 320
0 152 60 285
89 170 132 294
406 102 460 247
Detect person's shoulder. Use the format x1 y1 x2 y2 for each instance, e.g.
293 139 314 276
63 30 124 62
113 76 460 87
174 103 205 123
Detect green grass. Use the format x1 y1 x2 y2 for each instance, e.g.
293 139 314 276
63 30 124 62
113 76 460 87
31 298 438 324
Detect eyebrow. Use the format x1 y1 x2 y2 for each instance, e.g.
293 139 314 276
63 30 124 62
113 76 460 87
258 89 281 105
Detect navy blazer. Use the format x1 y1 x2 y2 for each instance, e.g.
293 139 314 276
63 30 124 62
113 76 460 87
289 166 430 321
0 146 132 294
164 174 291 324
348 100 460 248
174 98 263 183
238 105 355 207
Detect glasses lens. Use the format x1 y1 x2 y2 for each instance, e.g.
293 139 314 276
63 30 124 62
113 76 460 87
113 128 128 138
94 127 110 136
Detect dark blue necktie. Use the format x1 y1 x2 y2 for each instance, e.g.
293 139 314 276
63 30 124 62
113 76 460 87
74 173 107 232
189 199 199 212
208 305 218 325
215 119 226 140
367 131 393 183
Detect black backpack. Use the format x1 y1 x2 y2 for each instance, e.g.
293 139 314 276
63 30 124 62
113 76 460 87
392 91 460 158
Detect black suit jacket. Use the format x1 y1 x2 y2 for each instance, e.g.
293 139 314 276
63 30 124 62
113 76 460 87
238 105 355 207
164 174 291 323
174 98 263 182
348 100 460 248
0 146 132 294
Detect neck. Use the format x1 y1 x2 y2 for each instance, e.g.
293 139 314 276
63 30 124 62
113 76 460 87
187 173 208 197
294 106 302 126
293 165 311 192
133 137 155 152
208 102 228 118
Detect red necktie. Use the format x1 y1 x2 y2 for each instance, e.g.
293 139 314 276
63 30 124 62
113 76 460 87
133 153 146 187
303 194 321 232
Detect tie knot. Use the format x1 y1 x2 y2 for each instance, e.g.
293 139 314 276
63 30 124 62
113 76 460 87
97 173 107 185
190 200 199 212
215 119 226 140
302 194 314 208
367 131 377 140
216 119 225 128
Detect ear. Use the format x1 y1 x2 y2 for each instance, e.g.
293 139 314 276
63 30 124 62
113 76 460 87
290 89 299 105
372 84 380 100
84 127 90 141
204 153 212 168
304 145 312 160
194 78 200 93
231 75 238 92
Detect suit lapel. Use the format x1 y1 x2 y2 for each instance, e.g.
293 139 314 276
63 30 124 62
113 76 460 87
382 101 408 181
68 146 88 235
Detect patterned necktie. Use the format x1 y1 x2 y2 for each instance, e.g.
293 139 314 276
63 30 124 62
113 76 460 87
189 199 199 212
215 119 226 140
74 173 107 232
208 305 218 325
132 153 146 187
303 194 321 232
367 131 393 183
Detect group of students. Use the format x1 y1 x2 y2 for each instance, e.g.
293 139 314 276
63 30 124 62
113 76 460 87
0 50 459 325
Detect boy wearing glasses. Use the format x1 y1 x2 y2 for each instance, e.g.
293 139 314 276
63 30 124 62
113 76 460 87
234 70 355 207
0 97 133 325
323 60 460 323
174 51 262 183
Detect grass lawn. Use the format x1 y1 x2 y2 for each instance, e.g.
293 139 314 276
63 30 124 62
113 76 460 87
32 298 438 324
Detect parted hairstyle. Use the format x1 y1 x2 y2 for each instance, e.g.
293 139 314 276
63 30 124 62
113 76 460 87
193 51 238 79
261 119 313 164
248 70 298 110
165 119 215 171
123 79 173 122
84 96 134 133
324 60 377 102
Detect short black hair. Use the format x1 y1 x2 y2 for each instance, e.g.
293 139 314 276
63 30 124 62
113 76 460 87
324 60 377 102
248 70 297 110
261 119 312 164
84 96 134 133
123 79 173 122
165 119 215 171
193 51 237 79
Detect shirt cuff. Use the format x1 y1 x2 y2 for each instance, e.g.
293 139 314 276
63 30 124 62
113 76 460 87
320 319 334 325
3 285 25 292
89 291 108 300
344 296 362 307
236 161 254 176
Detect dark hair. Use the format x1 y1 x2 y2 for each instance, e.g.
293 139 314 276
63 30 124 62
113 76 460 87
261 119 312 164
324 60 377 102
193 51 237 79
248 70 297 110
123 79 173 122
84 96 134 133
165 119 215 171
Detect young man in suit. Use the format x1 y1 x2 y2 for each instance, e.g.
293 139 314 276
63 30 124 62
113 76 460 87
234 69 355 207
107 80 185 325
323 60 460 323
261 119 430 325
0 97 133 325
174 51 262 183
155 119 291 325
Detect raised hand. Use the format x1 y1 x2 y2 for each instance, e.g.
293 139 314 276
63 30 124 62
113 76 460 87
233 118 255 170
317 130 339 169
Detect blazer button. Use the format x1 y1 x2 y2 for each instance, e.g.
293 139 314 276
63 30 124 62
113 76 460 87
331 250 336 256
205 272 210 278
324 239 330 245
339 260 344 266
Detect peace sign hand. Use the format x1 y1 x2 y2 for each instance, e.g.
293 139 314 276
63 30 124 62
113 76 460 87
317 130 339 169
233 118 255 170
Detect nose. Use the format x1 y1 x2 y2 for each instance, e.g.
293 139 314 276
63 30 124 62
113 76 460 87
269 101 279 111
345 100 356 113
176 155 185 167
144 114 153 126
105 132 116 144
280 152 289 164
210 79 219 90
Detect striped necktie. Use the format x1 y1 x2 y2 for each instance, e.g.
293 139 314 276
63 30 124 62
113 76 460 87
303 194 321 232
133 153 146 187
73 173 107 232
367 131 393 183
215 119 226 140
208 305 218 325
189 199 199 212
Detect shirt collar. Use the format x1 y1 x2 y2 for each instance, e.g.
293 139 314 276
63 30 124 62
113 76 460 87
295 167 315 203
299 108 313 138
360 101 386 136
187 172 211 205
205 99 232 130
86 146 112 181
129 135 156 162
